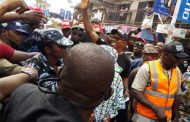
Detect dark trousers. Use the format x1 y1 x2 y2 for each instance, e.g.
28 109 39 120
111 102 129 122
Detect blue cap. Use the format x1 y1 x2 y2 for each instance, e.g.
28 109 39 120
111 29 128 41
164 41 189 59
32 28 73 46
0 21 29 35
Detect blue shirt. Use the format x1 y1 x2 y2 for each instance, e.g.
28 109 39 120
26 54 64 91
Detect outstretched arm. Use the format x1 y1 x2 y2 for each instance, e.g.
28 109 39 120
150 29 158 45
0 10 47 24
0 0 28 18
0 67 38 103
80 0 99 43
10 50 39 63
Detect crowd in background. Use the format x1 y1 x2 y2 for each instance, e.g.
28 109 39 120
0 0 190 122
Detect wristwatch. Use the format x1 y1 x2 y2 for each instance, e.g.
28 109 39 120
21 68 35 80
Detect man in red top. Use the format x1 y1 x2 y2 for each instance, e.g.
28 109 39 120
0 42 37 63
0 42 14 59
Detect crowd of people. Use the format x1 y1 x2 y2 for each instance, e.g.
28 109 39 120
0 0 190 122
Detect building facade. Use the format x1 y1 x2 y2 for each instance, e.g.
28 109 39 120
90 0 154 26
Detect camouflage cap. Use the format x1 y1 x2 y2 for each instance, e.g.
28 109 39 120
32 28 73 46
143 44 158 54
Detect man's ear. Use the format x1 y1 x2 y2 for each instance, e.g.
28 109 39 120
0 29 7 36
103 88 113 101
44 47 52 54
0 29 6 33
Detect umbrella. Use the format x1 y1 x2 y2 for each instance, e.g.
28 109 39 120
120 26 153 42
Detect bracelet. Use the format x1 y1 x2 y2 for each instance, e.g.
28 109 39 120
20 68 35 81
125 88 129 91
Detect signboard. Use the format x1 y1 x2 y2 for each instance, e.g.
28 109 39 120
173 28 187 38
60 9 65 20
156 24 187 38
43 10 49 17
153 0 170 16
156 24 170 34
177 0 190 24
141 14 154 29
92 10 103 21
153 0 177 17
104 24 120 33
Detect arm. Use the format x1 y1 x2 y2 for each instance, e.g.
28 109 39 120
127 30 134 40
130 64 167 121
0 67 38 103
80 0 99 43
128 68 139 90
171 95 180 122
0 12 24 23
122 56 131 98
123 77 130 98
131 88 157 108
131 88 167 122
127 28 141 46
10 50 39 63
130 65 155 106
0 10 47 23
0 59 22 76
151 29 158 45
0 0 27 18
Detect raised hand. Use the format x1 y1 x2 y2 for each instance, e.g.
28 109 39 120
80 0 90 10
21 10 48 24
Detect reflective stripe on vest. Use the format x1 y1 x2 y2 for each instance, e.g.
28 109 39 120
176 68 181 94
136 60 182 120
144 89 174 98
151 62 159 91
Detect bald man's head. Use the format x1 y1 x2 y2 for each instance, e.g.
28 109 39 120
59 43 114 108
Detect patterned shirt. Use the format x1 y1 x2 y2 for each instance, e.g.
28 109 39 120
26 54 64 91
94 64 125 121
179 72 190 122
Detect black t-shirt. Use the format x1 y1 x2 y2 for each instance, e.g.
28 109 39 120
117 53 131 77
2 84 83 122
81 32 107 45
81 32 91 43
